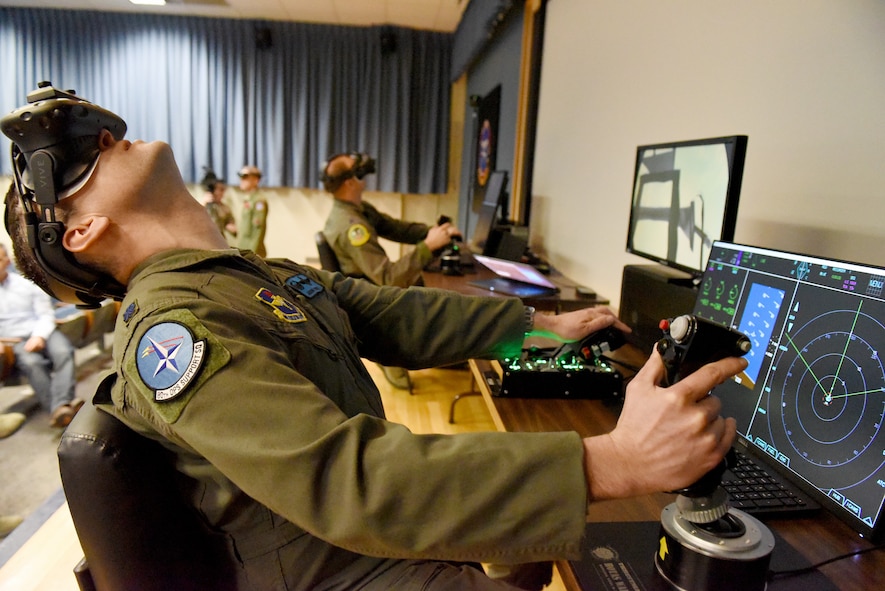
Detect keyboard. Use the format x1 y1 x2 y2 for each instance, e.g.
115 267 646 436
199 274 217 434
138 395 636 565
721 449 820 518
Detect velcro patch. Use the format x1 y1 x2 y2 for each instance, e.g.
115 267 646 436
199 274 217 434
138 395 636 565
136 322 205 402
347 224 370 247
286 274 324 298
126 309 231 423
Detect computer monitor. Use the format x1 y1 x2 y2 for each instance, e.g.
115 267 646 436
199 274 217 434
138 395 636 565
698 241 885 542
626 135 748 277
470 170 509 254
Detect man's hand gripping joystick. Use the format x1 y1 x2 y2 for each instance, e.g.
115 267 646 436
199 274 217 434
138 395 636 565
653 314 774 591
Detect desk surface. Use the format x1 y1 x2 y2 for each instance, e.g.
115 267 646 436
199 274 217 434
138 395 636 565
422 262 608 312
467 357 885 591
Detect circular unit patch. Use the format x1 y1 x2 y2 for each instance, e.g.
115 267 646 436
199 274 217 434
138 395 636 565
136 321 206 402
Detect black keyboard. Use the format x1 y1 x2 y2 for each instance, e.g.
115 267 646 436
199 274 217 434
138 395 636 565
721 449 820 518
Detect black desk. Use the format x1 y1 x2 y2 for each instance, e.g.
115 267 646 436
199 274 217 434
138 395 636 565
467 357 885 591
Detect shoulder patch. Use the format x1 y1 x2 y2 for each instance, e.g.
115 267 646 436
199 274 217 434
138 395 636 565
255 288 307 323
136 322 206 402
125 308 231 424
347 223 371 247
123 301 138 324
286 274 324 298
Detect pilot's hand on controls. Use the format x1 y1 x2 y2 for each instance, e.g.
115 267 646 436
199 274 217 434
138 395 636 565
531 306 631 341
425 223 460 252
581 349 745 500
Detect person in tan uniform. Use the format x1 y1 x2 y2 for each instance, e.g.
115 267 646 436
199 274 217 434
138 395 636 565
2 84 744 591
199 168 237 245
322 152 461 389
321 152 459 288
236 164 268 257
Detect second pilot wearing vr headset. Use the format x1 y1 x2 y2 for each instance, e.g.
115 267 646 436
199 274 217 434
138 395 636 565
321 152 460 289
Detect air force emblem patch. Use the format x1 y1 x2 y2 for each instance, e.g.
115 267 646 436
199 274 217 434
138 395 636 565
136 322 206 402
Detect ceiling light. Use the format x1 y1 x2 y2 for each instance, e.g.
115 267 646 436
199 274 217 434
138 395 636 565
130 0 166 6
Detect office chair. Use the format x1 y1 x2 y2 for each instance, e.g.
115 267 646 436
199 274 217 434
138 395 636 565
58 374 238 591
314 231 342 272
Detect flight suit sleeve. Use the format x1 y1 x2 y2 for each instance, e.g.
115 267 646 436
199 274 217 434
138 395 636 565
116 298 589 565
362 202 431 244
320 271 528 366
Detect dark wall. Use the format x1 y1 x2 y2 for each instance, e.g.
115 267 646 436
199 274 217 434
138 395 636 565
458 4 524 238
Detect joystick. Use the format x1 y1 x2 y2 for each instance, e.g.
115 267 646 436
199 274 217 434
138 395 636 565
653 315 773 591
656 315 751 386
436 215 463 276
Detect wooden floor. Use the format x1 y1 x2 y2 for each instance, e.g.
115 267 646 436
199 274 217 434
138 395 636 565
0 362 566 591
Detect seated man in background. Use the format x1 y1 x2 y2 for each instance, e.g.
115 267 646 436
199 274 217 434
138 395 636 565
322 152 462 388
322 152 459 288
0 244 82 428
2 86 744 591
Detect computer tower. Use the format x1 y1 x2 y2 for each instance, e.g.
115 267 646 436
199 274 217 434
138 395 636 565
619 265 699 353
485 225 528 262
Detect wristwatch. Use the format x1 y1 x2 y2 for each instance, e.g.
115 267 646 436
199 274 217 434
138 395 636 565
524 305 536 334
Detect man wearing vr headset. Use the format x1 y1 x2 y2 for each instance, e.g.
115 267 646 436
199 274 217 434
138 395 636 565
321 152 460 288
2 84 743 591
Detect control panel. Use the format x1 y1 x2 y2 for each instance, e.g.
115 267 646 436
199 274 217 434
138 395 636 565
496 328 626 399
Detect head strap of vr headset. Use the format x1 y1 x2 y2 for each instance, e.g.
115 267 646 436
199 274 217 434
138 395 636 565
1 81 128 308
320 152 376 192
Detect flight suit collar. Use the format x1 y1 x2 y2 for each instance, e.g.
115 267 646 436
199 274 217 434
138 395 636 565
128 248 243 286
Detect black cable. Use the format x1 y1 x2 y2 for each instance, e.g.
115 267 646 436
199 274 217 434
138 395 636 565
767 541 885 580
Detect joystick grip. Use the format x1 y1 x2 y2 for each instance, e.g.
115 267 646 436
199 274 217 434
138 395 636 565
657 315 750 386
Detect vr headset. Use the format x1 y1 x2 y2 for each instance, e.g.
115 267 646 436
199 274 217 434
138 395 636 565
1 81 128 308
320 152 376 192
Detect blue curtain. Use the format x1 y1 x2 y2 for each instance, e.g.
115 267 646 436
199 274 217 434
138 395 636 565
0 8 452 194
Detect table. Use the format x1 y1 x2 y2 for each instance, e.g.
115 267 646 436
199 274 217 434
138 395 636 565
468 357 885 591
422 261 608 313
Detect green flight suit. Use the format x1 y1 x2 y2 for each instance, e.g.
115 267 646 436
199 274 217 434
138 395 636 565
103 249 588 590
237 191 268 257
324 199 434 287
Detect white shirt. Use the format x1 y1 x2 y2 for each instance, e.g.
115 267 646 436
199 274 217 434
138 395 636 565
0 271 57 340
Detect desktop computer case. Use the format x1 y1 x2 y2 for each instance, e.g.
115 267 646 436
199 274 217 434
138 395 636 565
619 265 698 354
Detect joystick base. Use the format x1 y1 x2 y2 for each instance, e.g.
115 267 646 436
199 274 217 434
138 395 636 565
655 504 774 591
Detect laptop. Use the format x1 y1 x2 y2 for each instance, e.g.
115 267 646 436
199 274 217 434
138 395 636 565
470 254 560 298
696 241 885 542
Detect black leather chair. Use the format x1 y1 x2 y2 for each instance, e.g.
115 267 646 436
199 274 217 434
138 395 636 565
314 231 342 272
58 374 238 591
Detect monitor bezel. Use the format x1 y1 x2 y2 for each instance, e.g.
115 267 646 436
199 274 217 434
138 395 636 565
625 135 748 277
470 170 509 254
701 240 885 543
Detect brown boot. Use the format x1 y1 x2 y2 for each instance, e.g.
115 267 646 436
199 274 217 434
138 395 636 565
49 397 85 428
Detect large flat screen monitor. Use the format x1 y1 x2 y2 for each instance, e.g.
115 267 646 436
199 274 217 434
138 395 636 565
698 241 885 543
626 135 748 276
470 170 509 254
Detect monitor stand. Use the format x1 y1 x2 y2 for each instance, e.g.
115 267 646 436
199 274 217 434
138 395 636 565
619 265 699 353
